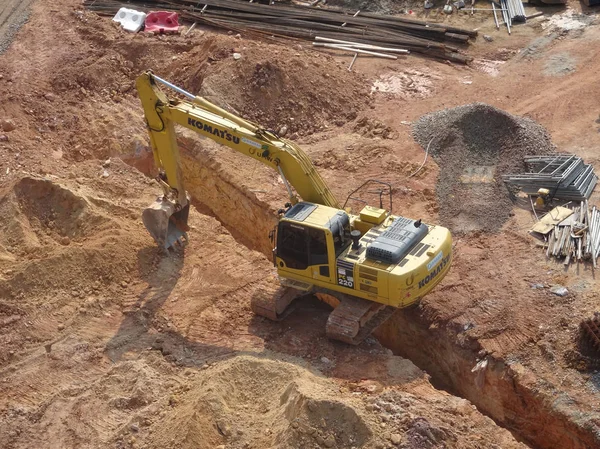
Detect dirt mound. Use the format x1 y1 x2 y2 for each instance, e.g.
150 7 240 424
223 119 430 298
0 176 111 252
146 354 372 449
412 103 556 233
174 38 371 137
0 166 157 363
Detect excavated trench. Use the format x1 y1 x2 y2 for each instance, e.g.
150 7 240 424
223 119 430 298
128 140 598 449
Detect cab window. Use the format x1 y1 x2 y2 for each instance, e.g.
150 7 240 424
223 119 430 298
278 222 308 270
308 227 328 265
277 223 330 270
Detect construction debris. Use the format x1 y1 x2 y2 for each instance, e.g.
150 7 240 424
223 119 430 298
530 206 572 235
83 0 477 64
504 155 598 202
530 202 600 267
549 285 568 296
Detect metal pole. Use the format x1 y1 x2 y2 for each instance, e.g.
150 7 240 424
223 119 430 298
313 43 398 59
329 43 410 54
501 0 511 35
315 36 409 53
460 7 507 10
492 3 500 28
348 53 358 71
184 22 197 36
152 74 196 100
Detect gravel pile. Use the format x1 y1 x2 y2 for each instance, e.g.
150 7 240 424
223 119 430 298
413 103 556 233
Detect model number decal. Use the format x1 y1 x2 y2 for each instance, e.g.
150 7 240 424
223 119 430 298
241 137 262 148
427 251 443 271
337 267 354 289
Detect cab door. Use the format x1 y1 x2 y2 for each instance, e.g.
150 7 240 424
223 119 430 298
276 222 333 284
307 226 333 284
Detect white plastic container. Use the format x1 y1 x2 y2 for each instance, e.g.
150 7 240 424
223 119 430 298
112 7 147 33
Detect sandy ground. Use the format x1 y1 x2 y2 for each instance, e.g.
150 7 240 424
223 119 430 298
1 0 600 448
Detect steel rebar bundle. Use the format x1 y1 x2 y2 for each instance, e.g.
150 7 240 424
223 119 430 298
82 0 477 63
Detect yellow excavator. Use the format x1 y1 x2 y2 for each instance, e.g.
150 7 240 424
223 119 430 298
136 71 452 344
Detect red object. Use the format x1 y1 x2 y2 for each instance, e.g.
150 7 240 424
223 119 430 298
145 11 179 33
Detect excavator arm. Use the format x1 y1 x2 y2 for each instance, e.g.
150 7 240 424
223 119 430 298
136 71 340 247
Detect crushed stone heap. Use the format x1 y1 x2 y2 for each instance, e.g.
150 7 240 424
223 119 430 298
412 103 556 233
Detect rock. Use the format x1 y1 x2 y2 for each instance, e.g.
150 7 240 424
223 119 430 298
531 283 544 289
58 324 65 331
0 119 16 132
483 35 494 42
324 434 336 447
233 53 242 60
101 170 109 178
130 423 140 432
0 135 8 142
391 434 402 445
44 93 56 101
443 4 453 14
121 281 128 288
279 125 288 137
102 158 111 167
550 285 568 297
320 356 331 364
235 33 242 39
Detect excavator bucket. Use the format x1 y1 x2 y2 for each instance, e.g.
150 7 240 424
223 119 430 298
142 197 190 249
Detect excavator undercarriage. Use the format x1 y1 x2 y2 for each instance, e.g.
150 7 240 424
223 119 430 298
250 281 397 345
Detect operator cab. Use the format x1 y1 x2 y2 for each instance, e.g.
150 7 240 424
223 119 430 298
275 202 351 274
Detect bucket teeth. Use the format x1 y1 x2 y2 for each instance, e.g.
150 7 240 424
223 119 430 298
143 198 190 250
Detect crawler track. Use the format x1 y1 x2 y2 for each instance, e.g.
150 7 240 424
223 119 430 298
251 282 397 345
